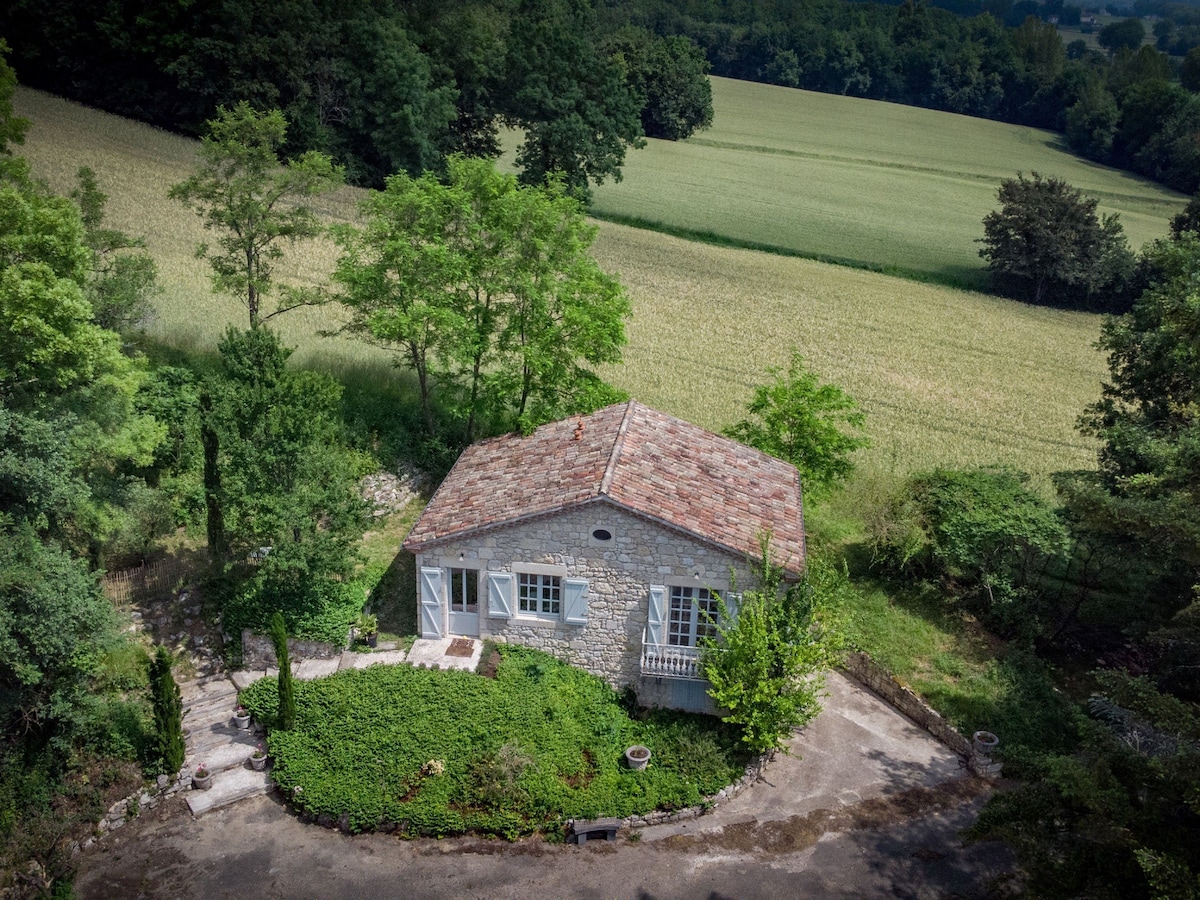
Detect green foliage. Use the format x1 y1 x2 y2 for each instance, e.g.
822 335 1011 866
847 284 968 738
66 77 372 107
978 172 1135 310
969 673 1200 899
603 27 713 141
1099 18 1147 54
1075 235 1200 588
700 543 843 754
238 647 749 837
148 647 184 774
168 103 344 329
201 326 365 576
225 573 364 649
269 611 295 731
0 38 27 184
869 466 1068 639
1170 192 1200 240
503 0 645 201
0 519 120 750
724 350 868 499
70 167 159 333
333 156 631 444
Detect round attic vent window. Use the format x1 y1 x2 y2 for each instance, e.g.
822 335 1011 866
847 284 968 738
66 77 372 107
592 528 613 542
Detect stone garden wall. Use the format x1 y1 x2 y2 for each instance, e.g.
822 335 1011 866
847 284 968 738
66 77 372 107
842 651 974 757
241 629 342 670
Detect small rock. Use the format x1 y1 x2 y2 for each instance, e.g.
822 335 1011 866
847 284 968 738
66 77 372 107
183 618 193 627
192 636 204 647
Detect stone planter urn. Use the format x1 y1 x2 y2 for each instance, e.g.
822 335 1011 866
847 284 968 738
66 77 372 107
233 708 251 730
192 768 213 791
625 745 651 771
249 751 268 771
972 731 999 756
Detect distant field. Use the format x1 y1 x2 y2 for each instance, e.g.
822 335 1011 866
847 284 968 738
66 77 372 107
15 86 1107 481
582 77 1185 286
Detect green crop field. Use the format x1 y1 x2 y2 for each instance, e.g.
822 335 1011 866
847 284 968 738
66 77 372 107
15 85 1111 482
582 76 1186 286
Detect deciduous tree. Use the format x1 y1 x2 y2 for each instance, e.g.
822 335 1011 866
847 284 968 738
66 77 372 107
169 103 343 329
700 541 842 754
333 156 630 444
724 350 868 499
978 172 1134 309
71 166 159 333
503 0 644 201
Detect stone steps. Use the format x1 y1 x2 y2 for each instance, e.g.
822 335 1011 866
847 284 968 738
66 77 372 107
185 764 274 817
178 674 273 817
187 729 261 773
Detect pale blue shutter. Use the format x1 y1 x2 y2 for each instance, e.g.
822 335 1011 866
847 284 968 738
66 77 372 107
487 572 513 619
419 567 444 638
646 585 666 646
563 578 589 624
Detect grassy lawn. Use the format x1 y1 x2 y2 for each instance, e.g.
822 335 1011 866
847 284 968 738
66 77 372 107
238 646 751 838
581 76 1185 286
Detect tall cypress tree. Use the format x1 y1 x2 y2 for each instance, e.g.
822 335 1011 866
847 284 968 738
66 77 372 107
149 647 185 773
269 611 295 730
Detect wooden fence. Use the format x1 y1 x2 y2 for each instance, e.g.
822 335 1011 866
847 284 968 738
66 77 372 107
102 558 191 604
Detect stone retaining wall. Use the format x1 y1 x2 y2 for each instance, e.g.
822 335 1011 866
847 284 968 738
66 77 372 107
841 651 974 758
621 753 770 828
241 629 342 670
70 772 189 857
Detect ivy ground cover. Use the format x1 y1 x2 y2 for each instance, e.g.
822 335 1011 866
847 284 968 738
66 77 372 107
238 646 750 837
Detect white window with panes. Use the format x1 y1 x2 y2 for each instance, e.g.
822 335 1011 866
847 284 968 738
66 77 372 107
518 572 561 617
668 585 720 647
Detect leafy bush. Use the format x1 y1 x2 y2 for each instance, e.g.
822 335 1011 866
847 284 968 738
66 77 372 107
238 647 750 838
223 572 365 649
869 466 1068 639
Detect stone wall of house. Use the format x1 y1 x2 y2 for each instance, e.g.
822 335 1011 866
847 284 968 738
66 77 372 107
417 501 756 690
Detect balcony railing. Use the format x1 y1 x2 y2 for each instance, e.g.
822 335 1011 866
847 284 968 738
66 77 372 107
641 641 703 679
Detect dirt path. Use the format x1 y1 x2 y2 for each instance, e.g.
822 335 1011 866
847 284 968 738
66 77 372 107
75 781 1014 899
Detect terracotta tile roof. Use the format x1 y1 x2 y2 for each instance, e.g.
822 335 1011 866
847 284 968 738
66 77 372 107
404 401 805 574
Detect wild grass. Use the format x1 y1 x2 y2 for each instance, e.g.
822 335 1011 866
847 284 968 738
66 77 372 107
17 85 1108 482
581 76 1186 285
830 576 1076 753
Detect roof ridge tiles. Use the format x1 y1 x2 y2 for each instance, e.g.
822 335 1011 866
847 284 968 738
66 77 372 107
598 399 636 498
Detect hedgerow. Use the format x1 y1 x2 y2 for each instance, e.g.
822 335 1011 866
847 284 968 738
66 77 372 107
239 646 750 838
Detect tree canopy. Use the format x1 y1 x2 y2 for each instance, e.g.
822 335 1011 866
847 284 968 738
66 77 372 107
724 350 869 499
169 103 344 329
333 156 631 445
978 172 1134 310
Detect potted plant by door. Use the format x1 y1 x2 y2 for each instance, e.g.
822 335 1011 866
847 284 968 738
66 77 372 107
248 744 268 771
357 613 379 649
192 763 212 790
233 705 251 729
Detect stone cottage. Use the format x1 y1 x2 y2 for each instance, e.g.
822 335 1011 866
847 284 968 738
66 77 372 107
402 400 806 712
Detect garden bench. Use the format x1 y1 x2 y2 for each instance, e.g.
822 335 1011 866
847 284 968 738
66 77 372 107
569 817 621 844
